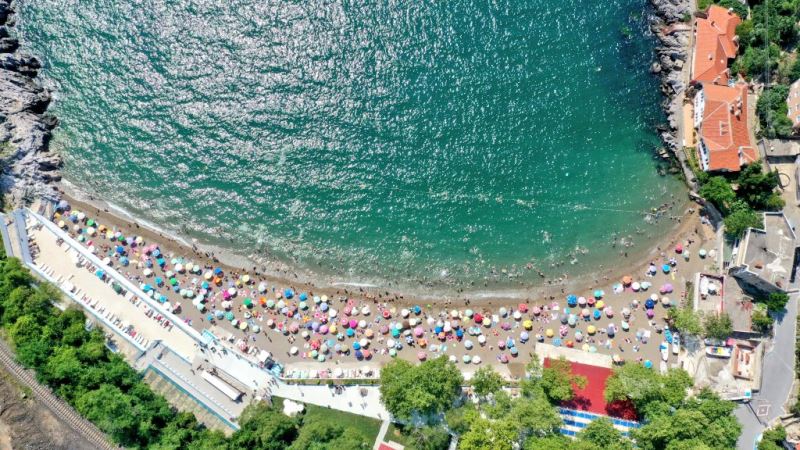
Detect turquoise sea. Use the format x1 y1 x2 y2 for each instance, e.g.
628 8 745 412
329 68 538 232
18 0 686 290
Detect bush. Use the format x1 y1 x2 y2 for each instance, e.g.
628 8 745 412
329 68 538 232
760 292 790 313
757 84 794 137
704 313 734 340
724 202 762 237
699 176 736 213
752 309 773 333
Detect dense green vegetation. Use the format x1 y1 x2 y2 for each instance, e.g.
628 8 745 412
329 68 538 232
757 425 787 450
718 0 800 137
704 312 734 340
380 356 742 450
605 365 741 450
0 256 374 449
697 163 783 237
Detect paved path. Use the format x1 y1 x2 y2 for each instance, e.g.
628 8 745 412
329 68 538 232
735 293 798 450
0 338 116 450
373 419 390 450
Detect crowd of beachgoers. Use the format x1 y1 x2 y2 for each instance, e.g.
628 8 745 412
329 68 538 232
48 200 712 376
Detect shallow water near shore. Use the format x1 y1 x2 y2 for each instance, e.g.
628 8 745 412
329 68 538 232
18 0 687 292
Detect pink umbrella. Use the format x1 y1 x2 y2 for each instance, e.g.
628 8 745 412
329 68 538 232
498 340 506 349
587 297 596 306
417 351 427 360
604 307 614 318
646 309 655 319
500 354 509 363
348 319 358 329
382 310 391 319
380 325 389 334
414 326 424 337
532 306 541 315
289 322 300 333
559 325 569 337
501 322 511 330
344 306 352 316
319 325 329 334
581 308 591 317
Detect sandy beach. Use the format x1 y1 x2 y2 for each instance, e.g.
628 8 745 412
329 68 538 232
39 185 722 377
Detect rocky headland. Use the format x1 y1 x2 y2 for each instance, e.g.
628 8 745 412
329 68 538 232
648 0 696 187
0 0 61 207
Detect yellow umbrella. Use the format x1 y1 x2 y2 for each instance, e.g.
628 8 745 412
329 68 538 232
582 343 590 352
545 328 554 338
587 325 597 335
329 325 338 334
523 320 533 330
57 220 65 228
596 300 605 309
242 274 250 283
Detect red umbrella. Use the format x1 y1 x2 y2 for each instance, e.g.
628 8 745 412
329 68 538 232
518 303 528 313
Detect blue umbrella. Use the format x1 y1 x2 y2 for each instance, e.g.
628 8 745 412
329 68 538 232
510 347 519 355
346 328 355 337
593 310 601 320
157 258 165 266
553 338 562 347
456 329 464 338
593 289 604 299
115 245 125 254
413 305 421 315
353 342 361 350
145 260 153 268
201 281 209 289
284 289 294 299
355 350 363 360
155 277 163 286
206 314 214 321
320 303 329 312
645 299 656 309
143 284 153 292
434 326 443 334
644 360 653 369
214 267 223 275
214 310 224 319
391 329 400 338
662 264 671 273
95 270 105 279
152 249 161 257
119 256 129 266
567 294 577 307
159 295 168 303
299 293 307 301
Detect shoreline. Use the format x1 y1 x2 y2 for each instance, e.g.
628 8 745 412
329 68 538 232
58 181 706 307
12 0 702 307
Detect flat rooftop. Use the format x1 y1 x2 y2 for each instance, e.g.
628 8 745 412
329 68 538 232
738 213 796 290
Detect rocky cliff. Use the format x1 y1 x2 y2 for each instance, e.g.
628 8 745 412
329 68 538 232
0 0 61 206
649 0 696 186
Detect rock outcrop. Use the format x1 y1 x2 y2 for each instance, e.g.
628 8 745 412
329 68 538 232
649 0 695 186
0 0 61 206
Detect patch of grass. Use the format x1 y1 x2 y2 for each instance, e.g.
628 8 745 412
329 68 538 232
275 397 382 444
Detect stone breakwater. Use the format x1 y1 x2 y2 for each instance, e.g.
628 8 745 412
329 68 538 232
0 0 60 206
649 0 695 186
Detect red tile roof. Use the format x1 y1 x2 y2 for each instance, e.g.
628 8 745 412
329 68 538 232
692 5 741 85
699 83 757 172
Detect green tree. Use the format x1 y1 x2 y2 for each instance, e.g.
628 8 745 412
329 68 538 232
605 365 692 411
379 357 463 421
761 291 790 313
540 357 587 403
704 313 734 340
668 307 703 336
509 395 563 439
577 417 632 450
724 202 762 237
752 309 773 333
288 420 369 450
758 425 787 450
471 366 504 398
699 177 736 214
228 402 298 450
408 425 451 450
736 163 782 210
757 84 794 137
75 384 138 446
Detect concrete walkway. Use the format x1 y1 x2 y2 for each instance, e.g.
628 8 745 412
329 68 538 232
373 419 390 450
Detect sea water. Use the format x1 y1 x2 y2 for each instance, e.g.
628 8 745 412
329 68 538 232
17 0 687 291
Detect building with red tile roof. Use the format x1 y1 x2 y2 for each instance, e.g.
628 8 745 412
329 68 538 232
691 5 741 85
693 82 757 172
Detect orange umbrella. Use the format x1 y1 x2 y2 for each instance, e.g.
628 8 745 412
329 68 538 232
621 275 633 285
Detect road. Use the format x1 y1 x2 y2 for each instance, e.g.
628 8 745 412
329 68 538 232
0 338 116 450
734 293 798 450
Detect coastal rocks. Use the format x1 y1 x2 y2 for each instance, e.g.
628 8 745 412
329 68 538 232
0 0 61 205
649 0 695 185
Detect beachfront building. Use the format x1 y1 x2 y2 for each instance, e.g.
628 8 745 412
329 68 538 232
730 212 798 294
693 82 758 172
691 5 741 86
787 79 800 131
